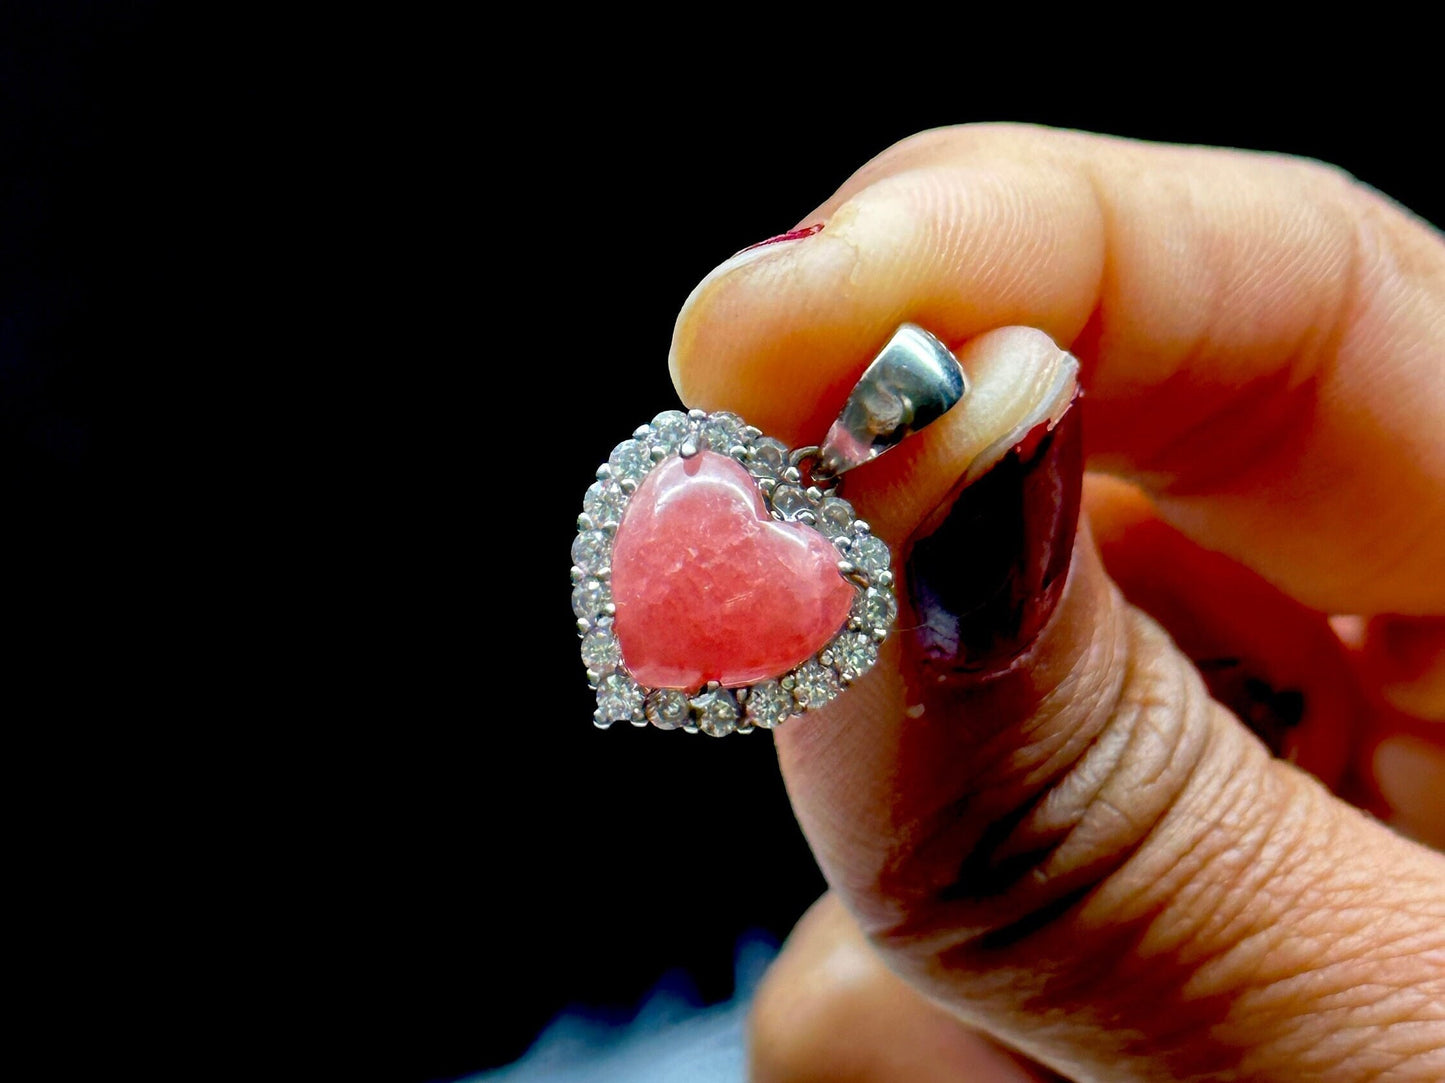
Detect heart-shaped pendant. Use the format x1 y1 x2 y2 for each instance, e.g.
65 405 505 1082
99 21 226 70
573 324 967 736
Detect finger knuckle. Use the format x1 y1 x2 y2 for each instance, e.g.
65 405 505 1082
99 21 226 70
866 590 1218 955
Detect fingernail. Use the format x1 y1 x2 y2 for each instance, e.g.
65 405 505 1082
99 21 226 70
670 224 825 387
735 223 825 255
698 224 823 282
904 400 1083 676
699 224 826 284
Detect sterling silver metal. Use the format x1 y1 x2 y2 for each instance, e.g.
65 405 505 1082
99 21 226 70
817 323 967 478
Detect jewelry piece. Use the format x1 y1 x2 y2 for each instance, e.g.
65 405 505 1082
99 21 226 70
573 323 967 735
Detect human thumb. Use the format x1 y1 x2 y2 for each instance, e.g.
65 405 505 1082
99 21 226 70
671 317 1445 1082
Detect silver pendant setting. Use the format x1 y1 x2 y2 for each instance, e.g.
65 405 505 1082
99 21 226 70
573 324 966 736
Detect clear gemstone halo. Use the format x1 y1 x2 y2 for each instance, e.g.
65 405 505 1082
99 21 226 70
574 409 895 735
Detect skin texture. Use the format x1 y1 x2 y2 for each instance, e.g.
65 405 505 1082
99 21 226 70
667 127 1445 1082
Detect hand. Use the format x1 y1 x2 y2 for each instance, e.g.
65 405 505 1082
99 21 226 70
668 125 1445 1082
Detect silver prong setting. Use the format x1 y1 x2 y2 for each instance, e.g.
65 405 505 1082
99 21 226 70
578 407 896 735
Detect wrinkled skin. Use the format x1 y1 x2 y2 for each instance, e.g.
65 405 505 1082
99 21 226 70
668 126 1445 1083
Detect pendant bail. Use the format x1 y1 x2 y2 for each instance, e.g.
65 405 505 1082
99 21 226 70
816 323 968 478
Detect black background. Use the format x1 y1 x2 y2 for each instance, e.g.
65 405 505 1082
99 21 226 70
4 8 1442 1083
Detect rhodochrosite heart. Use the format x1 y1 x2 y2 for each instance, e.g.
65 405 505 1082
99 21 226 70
610 451 855 690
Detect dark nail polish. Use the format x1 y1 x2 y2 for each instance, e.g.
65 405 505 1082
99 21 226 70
735 223 824 254
904 400 1083 675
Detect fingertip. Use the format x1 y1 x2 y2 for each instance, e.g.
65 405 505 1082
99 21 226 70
666 231 830 407
671 230 882 443
668 163 1099 443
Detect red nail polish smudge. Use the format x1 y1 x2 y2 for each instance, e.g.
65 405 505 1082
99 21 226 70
736 223 824 254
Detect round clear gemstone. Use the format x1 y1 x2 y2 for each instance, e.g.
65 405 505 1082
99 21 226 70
691 688 740 737
770 484 813 521
648 410 693 454
571 530 611 576
582 480 628 529
792 661 841 711
700 411 745 452
645 688 692 730
609 439 653 483
580 626 621 673
746 437 791 480
849 534 892 578
744 680 794 729
816 496 855 539
857 587 897 632
571 577 612 622
596 672 644 723
829 632 879 680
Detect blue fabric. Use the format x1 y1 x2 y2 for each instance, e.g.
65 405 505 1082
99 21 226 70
475 934 776 1083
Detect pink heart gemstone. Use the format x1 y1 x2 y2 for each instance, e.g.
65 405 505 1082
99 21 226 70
611 450 855 691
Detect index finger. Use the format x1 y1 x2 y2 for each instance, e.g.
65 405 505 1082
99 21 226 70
669 124 1445 614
